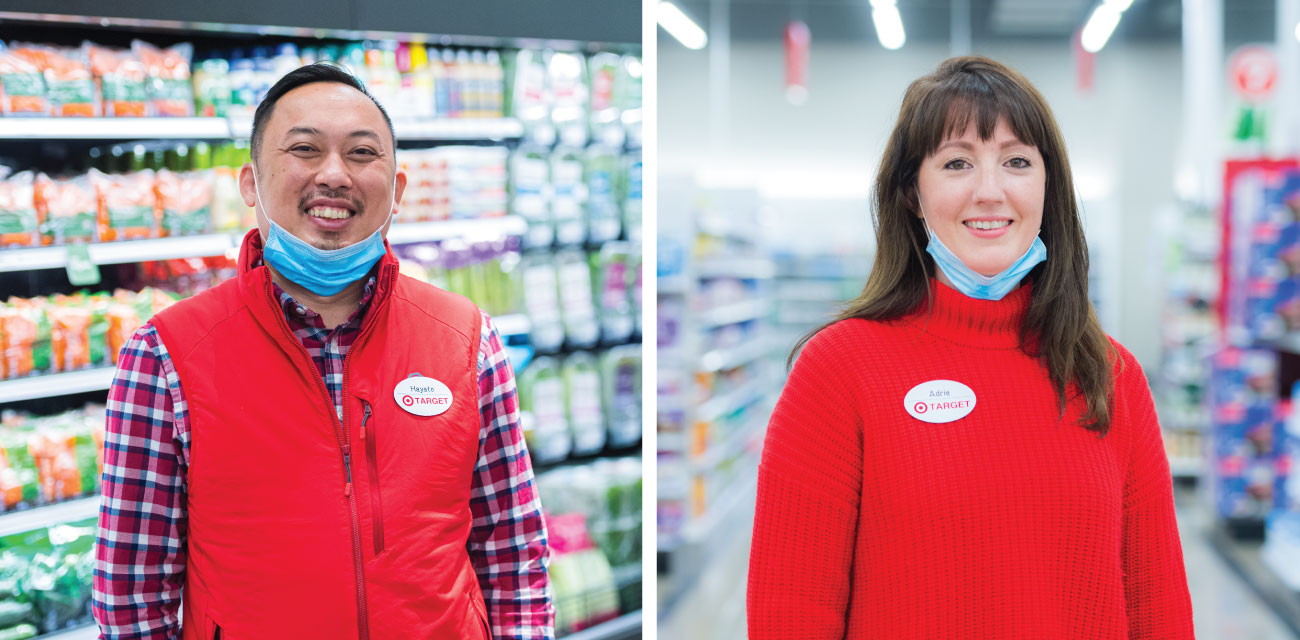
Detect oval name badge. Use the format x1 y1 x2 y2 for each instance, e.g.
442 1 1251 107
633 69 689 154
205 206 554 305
904 379 976 423
394 375 454 417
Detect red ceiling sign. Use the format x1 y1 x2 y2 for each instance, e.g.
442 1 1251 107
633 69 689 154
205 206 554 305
1228 45 1278 103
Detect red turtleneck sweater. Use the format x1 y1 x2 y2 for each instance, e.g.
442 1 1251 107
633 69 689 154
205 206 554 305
747 281 1194 639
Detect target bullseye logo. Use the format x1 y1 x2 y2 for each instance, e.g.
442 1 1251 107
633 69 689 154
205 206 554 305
904 380 976 424
394 374 453 417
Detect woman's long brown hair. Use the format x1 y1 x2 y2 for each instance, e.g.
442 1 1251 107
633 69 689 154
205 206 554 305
792 56 1119 435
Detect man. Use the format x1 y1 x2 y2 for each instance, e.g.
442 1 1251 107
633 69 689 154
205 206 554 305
92 64 554 640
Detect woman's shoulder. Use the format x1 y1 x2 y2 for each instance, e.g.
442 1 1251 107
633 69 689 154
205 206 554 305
792 316 908 374
1105 335 1145 384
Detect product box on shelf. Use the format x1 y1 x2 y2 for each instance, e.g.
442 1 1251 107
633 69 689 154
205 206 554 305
1208 346 1280 520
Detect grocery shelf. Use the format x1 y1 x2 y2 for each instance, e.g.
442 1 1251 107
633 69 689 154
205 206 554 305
386 216 528 244
697 299 768 328
0 496 98 537
0 117 230 140
0 218 529 273
695 257 775 280
493 313 531 337
657 275 689 295
393 118 526 141
683 469 758 544
561 610 642 640
38 624 97 640
0 116 526 143
1169 456 1203 478
695 380 768 423
692 421 762 471
776 308 835 325
229 116 525 141
698 339 774 373
0 368 116 404
1209 520 1300 636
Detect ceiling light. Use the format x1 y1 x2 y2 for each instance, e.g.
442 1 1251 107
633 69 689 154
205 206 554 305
658 1 708 50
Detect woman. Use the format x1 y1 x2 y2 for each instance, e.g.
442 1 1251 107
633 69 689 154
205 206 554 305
746 56 1194 638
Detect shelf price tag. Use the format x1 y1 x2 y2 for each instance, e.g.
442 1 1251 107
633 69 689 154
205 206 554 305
65 244 101 286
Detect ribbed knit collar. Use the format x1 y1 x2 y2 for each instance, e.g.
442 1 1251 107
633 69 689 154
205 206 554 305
904 278 1033 350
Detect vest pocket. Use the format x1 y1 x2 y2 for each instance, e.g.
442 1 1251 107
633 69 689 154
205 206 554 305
213 625 222 640
361 400 385 556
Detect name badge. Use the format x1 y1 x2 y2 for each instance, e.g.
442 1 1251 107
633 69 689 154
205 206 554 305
904 379 976 423
394 373 454 417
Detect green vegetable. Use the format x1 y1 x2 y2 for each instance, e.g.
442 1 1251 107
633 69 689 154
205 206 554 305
0 623 37 640
0 601 33 628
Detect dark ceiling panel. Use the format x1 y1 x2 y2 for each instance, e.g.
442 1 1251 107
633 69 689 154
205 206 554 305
0 0 640 45
353 0 640 45
0 0 353 31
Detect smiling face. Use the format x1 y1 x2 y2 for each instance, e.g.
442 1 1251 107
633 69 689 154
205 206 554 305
239 81 406 251
916 116 1045 280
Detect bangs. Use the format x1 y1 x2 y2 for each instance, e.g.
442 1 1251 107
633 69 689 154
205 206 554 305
907 69 1052 160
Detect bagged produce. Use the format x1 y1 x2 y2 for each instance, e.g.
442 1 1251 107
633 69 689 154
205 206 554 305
0 624 37 640
550 148 586 246
86 43 147 117
584 146 621 244
591 243 634 343
587 52 624 147
155 169 214 237
556 249 599 348
520 253 563 352
547 51 588 148
0 44 47 116
518 356 570 464
509 146 553 248
28 433 82 503
0 303 49 380
0 172 40 248
91 169 156 242
545 512 620 635
28 522 94 632
35 175 97 245
9 44 96 117
133 40 194 117
46 306 92 373
564 352 606 456
601 345 641 448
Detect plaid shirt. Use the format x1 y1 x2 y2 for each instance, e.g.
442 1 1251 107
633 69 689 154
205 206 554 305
93 275 554 640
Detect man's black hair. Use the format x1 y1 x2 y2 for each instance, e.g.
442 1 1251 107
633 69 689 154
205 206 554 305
250 62 396 164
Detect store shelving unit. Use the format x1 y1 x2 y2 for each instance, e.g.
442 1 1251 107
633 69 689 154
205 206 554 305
1156 199 1217 481
0 497 98 538
0 116 524 142
563 611 643 640
0 217 528 273
0 10 640 640
656 182 778 624
0 369 118 404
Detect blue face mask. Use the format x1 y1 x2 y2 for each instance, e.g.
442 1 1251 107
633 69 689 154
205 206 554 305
252 167 394 297
922 216 1047 301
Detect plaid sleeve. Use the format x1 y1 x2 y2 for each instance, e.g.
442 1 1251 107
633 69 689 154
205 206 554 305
468 311 555 640
92 324 189 640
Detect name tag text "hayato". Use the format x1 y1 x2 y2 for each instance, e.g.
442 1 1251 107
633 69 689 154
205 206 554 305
394 375 454 417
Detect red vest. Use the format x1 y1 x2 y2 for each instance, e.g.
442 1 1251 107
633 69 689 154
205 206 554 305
150 230 488 640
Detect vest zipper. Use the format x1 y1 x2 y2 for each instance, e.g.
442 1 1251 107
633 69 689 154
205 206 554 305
360 400 384 555
261 273 387 640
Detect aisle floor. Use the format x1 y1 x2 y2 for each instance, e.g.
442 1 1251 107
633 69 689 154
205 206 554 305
659 487 1299 639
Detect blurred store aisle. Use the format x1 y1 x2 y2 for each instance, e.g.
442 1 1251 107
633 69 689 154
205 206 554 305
659 486 1298 640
